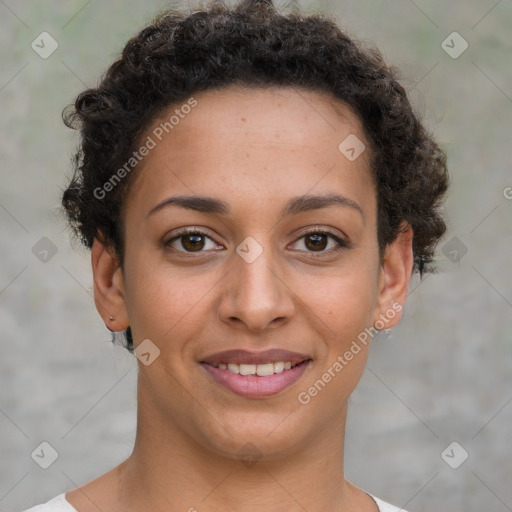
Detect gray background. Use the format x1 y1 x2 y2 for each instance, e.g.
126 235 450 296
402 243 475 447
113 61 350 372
1 0 511 511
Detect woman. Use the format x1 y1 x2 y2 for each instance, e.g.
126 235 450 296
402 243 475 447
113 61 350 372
23 0 448 510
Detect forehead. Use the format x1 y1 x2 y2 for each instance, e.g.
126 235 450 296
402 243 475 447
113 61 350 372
124 85 375 221
149 85 367 155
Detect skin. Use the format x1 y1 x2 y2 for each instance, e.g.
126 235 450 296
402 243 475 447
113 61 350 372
66 84 413 512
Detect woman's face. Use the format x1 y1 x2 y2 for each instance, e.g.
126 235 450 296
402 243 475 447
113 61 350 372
93 85 412 460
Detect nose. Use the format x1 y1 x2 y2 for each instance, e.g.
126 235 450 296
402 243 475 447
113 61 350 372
216 238 295 333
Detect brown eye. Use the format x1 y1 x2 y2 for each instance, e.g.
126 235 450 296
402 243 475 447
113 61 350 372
289 229 349 256
165 228 218 253
304 233 328 251
180 233 206 252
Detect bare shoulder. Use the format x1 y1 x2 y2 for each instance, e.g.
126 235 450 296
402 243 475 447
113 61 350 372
344 481 380 511
65 464 124 512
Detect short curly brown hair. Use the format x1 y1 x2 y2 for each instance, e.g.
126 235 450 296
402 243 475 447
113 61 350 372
61 0 448 351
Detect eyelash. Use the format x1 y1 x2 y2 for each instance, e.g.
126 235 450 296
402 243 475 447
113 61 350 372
164 227 349 257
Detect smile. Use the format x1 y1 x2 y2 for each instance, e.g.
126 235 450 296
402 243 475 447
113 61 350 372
201 359 312 398
210 361 301 376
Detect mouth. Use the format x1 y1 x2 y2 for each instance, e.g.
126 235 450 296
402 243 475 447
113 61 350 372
200 349 313 398
206 360 305 376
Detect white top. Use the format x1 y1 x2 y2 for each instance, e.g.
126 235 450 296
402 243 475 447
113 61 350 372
21 492 409 511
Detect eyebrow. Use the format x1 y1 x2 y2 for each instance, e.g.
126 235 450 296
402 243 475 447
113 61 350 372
147 193 364 220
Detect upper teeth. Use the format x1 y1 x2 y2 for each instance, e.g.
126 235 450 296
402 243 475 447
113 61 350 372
213 361 298 376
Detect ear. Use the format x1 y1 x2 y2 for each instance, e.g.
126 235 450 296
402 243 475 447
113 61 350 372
372 222 414 329
91 234 130 332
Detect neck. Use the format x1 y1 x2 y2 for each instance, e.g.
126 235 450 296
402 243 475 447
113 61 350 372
115 377 366 512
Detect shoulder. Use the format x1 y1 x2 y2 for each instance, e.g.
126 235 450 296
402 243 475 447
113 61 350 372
370 494 409 512
21 493 78 512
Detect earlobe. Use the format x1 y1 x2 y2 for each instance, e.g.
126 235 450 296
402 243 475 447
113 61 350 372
91 235 130 332
373 223 414 330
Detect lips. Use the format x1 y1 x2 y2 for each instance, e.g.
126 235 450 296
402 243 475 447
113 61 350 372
201 348 312 366
200 348 313 398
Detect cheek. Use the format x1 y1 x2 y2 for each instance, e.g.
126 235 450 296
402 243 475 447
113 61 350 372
308 264 379 336
302 267 379 400
300 276 377 407
122 252 216 350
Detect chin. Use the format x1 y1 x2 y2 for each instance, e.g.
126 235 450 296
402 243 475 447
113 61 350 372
198 413 309 463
